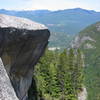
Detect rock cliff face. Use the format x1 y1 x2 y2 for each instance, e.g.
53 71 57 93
78 87 87 100
0 58 18 100
0 14 50 100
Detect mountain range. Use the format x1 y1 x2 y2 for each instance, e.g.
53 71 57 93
0 8 100 48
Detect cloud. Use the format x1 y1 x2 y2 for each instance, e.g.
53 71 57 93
0 0 100 11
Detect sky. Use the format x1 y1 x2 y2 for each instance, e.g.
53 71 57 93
0 0 100 11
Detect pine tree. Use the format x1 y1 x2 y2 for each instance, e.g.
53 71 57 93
76 49 84 92
49 63 60 98
34 49 84 100
68 49 75 93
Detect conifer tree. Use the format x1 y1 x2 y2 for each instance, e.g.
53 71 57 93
68 49 75 89
34 49 84 100
76 49 84 92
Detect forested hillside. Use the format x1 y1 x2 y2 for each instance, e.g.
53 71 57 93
29 49 84 100
72 22 100 100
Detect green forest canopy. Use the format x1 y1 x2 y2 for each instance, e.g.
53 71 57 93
29 49 84 100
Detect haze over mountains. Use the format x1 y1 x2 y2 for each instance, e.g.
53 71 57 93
0 8 100 48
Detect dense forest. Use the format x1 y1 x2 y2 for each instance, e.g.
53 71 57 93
29 49 84 100
75 22 100 100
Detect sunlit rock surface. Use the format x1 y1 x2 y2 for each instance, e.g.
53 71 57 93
0 58 18 100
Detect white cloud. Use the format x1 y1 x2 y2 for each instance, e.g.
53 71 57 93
0 0 100 11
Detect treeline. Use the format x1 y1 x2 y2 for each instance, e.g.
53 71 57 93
33 49 84 100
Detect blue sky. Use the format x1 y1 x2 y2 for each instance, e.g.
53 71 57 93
0 0 100 11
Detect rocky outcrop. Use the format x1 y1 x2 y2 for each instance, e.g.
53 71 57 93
71 36 96 49
78 87 87 100
0 14 50 100
0 58 18 100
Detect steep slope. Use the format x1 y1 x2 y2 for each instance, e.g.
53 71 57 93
0 8 100 48
0 14 50 100
72 22 100 100
0 58 18 100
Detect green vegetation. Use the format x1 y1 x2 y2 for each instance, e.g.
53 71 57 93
49 32 75 48
30 49 84 100
77 22 100 100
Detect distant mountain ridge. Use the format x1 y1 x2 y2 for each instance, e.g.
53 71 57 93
0 8 100 48
1 8 100 34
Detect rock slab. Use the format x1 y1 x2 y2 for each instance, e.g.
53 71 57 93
78 87 87 100
0 14 50 100
0 58 18 100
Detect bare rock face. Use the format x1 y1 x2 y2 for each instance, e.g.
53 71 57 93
0 58 18 100
0 14 50 100
71 35 96 49
78 87 87 100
